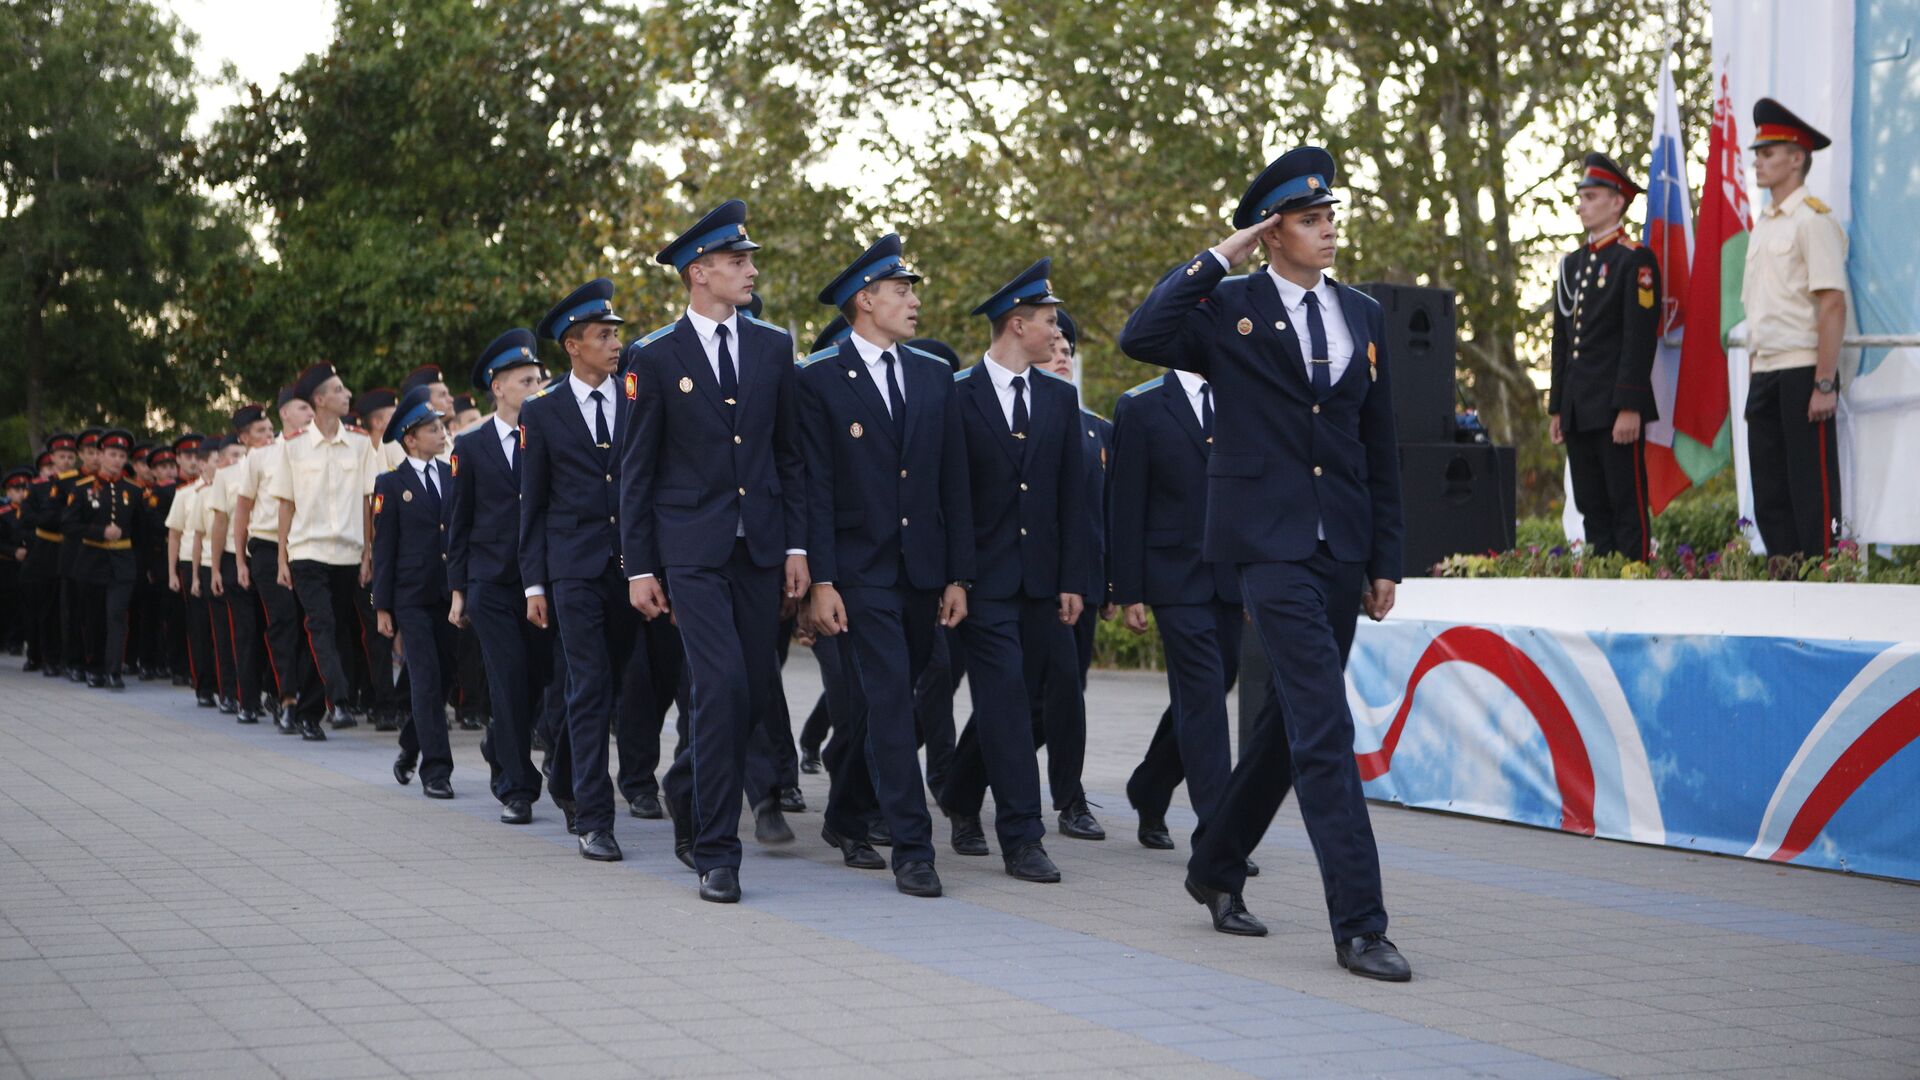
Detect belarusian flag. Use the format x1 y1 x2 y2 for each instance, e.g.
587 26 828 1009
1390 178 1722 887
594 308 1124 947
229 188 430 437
1666 68 1750 500
1639 50 1700 514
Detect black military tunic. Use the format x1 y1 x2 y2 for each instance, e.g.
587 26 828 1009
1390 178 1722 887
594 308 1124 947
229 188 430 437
1548 226 1660 559
64 473 142 683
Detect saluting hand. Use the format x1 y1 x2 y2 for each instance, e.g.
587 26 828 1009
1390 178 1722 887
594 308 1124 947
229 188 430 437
1214 215 1287 266
1058 592 1084 626
1363 579 1397 622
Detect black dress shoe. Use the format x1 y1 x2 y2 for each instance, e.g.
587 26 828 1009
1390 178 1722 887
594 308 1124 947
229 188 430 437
1004 842 1061 883
1185 876 1268 936
87 673 108 689
949 814 990 856
500 799 532 825
300 719 327 741
578 830 622 862
894 860 942 898
628 793 663 819
1246 858 1260 877
43 664 64 678
264 695 284 723
107 672 125 691
778 785 806 813
393 757 415 785
1057 796 1106 840
217 696 239 715
675 836 695 870
68 667 86 683
1337 933 1411 982
821 825 886 870
22 660 39 673
753 799 795 845
327 706 358 730
237 709 260 724
276 712 298 735
1137 813 1175 850
668 803 694 868
457 713 483 731
798 747 822 774
422 777 454 800
196 692 217 708
699 866 740 903
552 795 577 835
867 819 892 846
370 709 398 733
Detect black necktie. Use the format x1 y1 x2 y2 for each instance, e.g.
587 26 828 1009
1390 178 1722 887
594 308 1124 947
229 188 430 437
589 388 610 450
1199 383 1214 441
1304 291 1331 396
716 324 738 406
881 351 906 444
1010 375 1029 438
422 464 442 514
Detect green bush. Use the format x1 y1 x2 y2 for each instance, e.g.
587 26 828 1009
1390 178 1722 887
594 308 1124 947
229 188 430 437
1092 609 1163 670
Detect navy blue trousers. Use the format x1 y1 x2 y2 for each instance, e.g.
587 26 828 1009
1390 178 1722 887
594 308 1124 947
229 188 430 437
942 597 1082 822
836 585 940 866
469 579 551 804
662 541 782 873
1126 601 1242 827
815 634 877 839
1187 546 1385 943
938 596 1048 850
393 603 455 785
551 560 640 836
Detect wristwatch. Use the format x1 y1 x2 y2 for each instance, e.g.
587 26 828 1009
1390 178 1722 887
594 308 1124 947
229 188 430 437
1815 376 1839 394
950 580 973 591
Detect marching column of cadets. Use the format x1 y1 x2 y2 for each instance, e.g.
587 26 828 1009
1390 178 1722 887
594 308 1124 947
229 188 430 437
30 110 1848 978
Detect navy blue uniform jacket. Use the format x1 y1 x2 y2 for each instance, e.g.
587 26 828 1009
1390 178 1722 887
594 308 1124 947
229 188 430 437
518 378 623 586
795 341 974 590
618 314 807 575
952 364 1090 601
372 459 452 610
1107 377 1241 607
1119 258 1404 583
445 422 522 591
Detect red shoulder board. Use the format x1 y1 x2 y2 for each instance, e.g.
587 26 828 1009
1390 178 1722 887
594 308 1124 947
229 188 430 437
344 424 367 435
518 424 527 449
449 453 459 477
623 371 639 401
373 493 384 515
286 427 307 439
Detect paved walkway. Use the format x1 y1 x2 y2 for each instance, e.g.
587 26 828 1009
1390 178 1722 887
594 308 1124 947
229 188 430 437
1 656 1916 1080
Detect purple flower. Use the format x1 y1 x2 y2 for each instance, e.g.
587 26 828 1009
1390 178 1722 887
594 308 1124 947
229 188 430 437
1705 551 1721 565
1736 517 1754 530
1549 546 1566 557
1677 543 1693 556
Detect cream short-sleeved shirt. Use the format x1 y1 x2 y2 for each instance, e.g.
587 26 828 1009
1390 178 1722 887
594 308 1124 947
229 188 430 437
201 464 245 562
239 438 287 544
270 422 380 566
1742 186 1848 373
165 478 201 563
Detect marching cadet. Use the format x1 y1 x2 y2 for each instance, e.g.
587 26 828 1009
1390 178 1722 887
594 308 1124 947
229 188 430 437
520 278 644 861
620 199 809 903
794 315 855 780
1548 152 1659 560
905 335 966 797
169 438 219 708
137 446 179 681
1743 98 1848 559
273 363 382 740
351 387 405 731
372 386 458 799
57 428 105 682
22 435 77 675
935 258 1088 884
449 394 483 436
199 435 247 715
358 388 399 459
65 430 141 688
799 233 974 897
1120 146 1410 980
386 365 456 470
234 388 311 730
209 405 278 722
448 329 561 826
163 434 203 688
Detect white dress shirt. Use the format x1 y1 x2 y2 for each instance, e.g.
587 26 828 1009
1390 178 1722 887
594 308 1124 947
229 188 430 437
1208 251 1354 385
1174 370 1211 428
410 455 439 498
685 306 742 388
491 414 517 464
569 372 616 444
978 352 1033 429
849 331 905 415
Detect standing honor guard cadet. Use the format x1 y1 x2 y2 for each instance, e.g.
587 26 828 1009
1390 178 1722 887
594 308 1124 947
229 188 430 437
57 428 105 682
373 386 458 799
1743 98 1848 559
274 363 382 740
937 257 1087 885
21 434 77 676
1548 152 1660 561
66 430 141 689
621 199 810 904
1121 146 1411 980
800 233 973 898
520 277 644 862
449 329 559 826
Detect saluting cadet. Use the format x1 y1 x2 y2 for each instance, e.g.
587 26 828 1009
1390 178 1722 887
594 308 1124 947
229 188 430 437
233 388 312 730
1548 153 1660 560
57 428 105 681
167 438 218 707
1743 99 1849 559
21 435 77 675
273 363 383 740
936 258 1088 885
799 234 974 897
136 446 179 681
1120 146 1411 980
199 436 248 715
65 430 141 688
620 199 809 904
373 386 458 800
520 278 646 861
209 404 279 723
449 330 560 826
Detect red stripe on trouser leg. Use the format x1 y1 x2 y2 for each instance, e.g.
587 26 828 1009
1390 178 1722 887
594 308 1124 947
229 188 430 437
1817 418 1834 555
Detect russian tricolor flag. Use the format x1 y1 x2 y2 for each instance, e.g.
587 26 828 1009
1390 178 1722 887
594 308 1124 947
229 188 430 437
1639 50 1708 514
